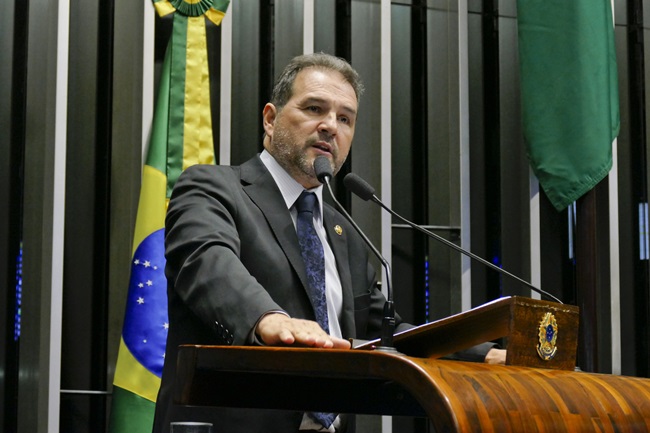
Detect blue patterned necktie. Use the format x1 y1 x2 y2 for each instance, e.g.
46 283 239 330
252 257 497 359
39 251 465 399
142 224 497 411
295 191 336 429
295 191 329 333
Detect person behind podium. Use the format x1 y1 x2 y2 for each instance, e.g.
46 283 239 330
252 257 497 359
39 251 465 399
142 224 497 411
152 52 504 433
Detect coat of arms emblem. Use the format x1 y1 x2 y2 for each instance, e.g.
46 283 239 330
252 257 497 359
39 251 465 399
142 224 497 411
537 312 558 361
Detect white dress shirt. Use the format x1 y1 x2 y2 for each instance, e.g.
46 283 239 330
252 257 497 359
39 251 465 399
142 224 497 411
260 150 344 339
261 150 343 432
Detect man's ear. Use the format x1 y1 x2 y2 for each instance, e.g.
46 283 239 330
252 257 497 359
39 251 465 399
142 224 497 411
262 103 277 138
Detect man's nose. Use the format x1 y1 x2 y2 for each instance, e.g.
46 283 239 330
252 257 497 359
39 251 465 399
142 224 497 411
318 112 338 135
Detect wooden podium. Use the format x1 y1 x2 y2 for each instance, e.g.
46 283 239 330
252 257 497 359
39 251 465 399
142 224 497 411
174 297 650 432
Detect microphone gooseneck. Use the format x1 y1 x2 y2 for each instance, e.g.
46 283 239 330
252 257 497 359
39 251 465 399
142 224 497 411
313 156 397 351
343 172 563 305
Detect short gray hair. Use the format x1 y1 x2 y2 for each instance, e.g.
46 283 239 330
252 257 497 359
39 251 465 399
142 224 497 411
270 53 364 109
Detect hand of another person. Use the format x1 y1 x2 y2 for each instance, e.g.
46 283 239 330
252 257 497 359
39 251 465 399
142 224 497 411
256 313 351 349
484 348 507 365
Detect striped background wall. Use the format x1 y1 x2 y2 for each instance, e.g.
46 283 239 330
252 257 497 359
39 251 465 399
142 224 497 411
5 0 646 431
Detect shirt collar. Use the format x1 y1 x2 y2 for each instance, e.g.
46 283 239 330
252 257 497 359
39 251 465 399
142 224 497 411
260 150 324 218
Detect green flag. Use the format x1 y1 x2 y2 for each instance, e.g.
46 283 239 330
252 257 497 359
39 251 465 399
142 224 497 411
108 1 229 432
517 0 620 211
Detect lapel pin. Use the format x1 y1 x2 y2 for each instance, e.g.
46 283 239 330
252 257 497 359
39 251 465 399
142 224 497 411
334 225 343 236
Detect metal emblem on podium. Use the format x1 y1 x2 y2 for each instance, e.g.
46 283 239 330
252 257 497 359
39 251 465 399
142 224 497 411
537 312 558 361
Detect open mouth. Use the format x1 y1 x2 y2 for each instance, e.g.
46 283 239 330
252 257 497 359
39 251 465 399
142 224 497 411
313 142 333 155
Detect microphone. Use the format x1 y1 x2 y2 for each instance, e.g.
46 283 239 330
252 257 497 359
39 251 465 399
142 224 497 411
313 156 397 351
343 172 563 305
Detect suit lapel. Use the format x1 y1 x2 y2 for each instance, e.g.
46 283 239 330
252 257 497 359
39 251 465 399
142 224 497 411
240 155 356 336
323 205 356 338
240 156 310 291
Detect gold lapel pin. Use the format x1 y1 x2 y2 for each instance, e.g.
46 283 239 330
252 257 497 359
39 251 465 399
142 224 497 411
334 225 343 236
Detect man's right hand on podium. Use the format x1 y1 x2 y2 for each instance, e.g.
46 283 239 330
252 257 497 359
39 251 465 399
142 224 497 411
256 313 352 349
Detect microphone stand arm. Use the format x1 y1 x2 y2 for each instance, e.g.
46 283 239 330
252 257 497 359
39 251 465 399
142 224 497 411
322 179 396 350
371 196 563 305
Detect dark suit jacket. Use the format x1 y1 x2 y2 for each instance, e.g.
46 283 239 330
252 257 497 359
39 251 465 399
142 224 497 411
153 155 412 433
153 155 494 433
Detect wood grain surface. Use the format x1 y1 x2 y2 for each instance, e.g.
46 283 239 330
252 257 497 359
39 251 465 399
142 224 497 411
175 345 650 432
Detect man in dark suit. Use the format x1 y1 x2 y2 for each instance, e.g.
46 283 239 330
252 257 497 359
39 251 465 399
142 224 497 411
153 53 503 433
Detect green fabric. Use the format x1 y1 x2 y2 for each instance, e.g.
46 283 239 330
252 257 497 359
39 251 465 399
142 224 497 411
517 0 620 211
146 22 186 200
146 41 172 175
213 0 230 13
167 14 188 197
108 386 156 433
170 0 214 16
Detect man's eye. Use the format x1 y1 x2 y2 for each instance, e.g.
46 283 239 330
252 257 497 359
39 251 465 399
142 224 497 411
307 106 321 113
339 116 350 124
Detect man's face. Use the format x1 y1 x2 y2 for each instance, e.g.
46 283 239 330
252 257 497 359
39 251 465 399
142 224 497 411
263 67 358 189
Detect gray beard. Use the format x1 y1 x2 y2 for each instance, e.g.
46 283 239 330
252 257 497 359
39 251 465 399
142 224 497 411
270 132 317 184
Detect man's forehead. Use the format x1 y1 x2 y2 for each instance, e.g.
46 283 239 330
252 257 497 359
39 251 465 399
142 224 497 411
292 69 358 110
294 68 355 94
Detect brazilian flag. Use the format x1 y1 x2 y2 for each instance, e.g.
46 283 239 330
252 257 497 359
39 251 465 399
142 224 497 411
109 1 229 431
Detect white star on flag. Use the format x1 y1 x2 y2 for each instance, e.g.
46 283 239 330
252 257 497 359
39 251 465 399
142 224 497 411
137 297 145 304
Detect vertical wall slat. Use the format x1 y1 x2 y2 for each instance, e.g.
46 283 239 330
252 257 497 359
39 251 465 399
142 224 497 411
49 1 69 426
459 0 472 311
381 1 392 431
220 9 233 165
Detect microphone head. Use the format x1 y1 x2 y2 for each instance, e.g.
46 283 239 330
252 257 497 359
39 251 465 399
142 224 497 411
314 156 333 184
343 173 375 201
